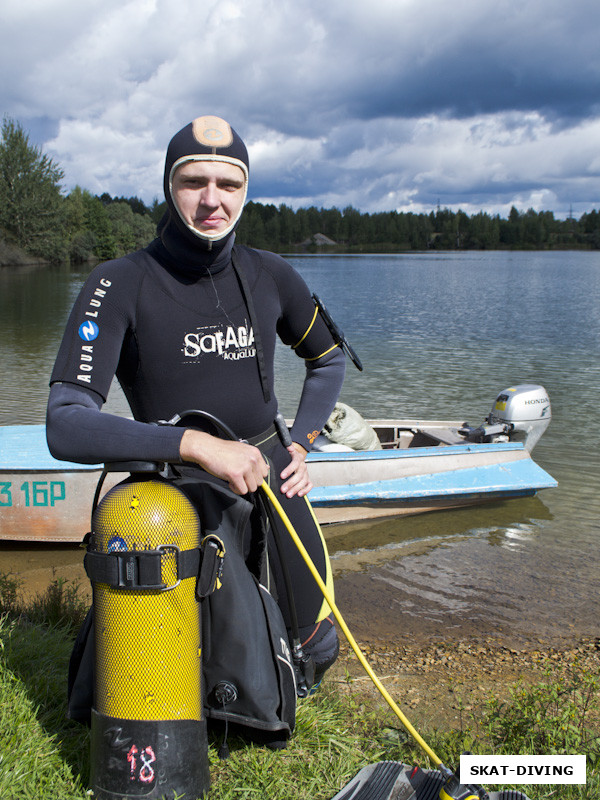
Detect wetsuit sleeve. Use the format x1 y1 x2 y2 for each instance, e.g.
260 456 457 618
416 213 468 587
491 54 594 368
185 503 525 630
261 252 346 449
47 257 184 464
276 278 340 363
289 346 346 449
50 260 134 400
46 383 184 464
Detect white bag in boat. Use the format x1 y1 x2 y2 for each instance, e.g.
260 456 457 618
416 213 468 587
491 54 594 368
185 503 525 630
322 402 382 451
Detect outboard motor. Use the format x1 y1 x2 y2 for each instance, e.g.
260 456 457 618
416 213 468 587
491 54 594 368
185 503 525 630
460 384 551 452
488 384 551 451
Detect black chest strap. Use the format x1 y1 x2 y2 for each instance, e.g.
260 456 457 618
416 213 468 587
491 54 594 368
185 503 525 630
231 247 271 404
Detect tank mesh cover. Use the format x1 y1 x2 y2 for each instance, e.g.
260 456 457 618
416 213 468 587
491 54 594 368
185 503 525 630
91 479 202 721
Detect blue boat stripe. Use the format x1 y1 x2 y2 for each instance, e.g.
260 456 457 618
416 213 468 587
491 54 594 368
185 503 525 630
307 460 557 505
0 426 556 510
305 441 524 462
1 425 526 471
0 425 103 471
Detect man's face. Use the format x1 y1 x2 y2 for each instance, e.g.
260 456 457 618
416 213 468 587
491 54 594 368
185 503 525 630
171 160 246 236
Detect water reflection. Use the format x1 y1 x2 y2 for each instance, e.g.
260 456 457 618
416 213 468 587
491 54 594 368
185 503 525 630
495 524 535 550
0 262 89 425
334 516 596 644
0 541 89 602
327 495 552 563
2 252 599 646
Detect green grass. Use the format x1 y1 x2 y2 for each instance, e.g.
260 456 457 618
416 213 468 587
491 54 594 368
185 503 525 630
0 616 90 800
0 572 598 799
397 665 600 799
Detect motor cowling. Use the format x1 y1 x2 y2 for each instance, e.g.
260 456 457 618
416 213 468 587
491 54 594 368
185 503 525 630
86 475 210 800
487 384 551 452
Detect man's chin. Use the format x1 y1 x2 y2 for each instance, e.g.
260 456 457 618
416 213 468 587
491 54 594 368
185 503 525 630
186 219 233 244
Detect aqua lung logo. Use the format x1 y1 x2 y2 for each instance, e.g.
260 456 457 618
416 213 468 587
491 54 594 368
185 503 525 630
79 321 99 341
76 277 112 384
84 278 112 318
182 322 256 362
107 535 127 552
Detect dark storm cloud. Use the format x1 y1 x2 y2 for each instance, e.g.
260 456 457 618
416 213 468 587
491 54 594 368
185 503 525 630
352 56 600 123
327 2 600 125
2 0 599 216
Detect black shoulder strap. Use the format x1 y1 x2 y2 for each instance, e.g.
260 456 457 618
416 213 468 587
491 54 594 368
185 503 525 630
231 246 271 404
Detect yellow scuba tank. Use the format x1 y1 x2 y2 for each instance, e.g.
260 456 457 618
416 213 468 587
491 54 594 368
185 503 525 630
86 474 210 800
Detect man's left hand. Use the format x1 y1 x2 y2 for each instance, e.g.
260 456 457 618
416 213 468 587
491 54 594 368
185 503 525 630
280 442 313 498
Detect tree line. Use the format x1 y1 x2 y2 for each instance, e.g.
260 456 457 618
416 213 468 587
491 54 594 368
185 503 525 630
2 116 600 264
236 202 600 252
0 118 158 264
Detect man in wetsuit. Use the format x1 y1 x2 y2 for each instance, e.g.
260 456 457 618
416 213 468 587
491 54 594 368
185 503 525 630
46 115 346 682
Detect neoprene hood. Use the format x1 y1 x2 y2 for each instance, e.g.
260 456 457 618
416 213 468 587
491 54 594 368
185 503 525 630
163 115 249 250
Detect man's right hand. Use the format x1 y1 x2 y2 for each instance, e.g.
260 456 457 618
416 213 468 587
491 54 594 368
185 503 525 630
179 428 269 495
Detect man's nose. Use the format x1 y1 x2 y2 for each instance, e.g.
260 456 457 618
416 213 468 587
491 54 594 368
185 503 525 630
200 181 219 207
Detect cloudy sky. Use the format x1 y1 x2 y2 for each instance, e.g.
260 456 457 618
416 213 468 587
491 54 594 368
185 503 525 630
2 0 599 218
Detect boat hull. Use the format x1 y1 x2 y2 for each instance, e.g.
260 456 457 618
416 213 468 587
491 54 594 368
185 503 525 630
306 442 555 523
0 425 557 543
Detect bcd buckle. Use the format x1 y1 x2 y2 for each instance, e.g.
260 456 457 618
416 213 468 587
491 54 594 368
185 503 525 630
196 535 226 599
85 544 189 592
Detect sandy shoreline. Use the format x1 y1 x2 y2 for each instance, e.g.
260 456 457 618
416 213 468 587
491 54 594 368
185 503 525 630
3 542 599 736
328 634 600 731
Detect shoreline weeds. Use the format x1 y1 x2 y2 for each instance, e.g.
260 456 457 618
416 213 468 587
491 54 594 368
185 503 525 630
4 561 599 734
329 634 600 731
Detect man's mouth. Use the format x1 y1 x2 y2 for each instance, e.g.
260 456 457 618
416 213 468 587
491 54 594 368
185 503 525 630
196 215 225 229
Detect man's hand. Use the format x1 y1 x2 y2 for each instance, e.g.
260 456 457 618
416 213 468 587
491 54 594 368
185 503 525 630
179 429 269 495
280 442 313 498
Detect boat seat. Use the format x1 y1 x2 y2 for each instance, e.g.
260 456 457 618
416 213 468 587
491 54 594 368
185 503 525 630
415 427 468 446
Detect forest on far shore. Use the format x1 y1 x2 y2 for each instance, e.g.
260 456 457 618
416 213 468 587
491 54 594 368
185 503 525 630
2 116 600 266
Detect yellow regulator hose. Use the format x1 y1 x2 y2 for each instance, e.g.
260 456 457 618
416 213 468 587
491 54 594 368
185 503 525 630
260 481 448 773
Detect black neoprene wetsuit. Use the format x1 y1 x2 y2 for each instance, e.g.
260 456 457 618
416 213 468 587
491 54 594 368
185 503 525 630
48 239 344 459
47 238 345 660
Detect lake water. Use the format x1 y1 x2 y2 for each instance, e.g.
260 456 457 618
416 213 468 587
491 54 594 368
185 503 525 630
1 251 599 648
